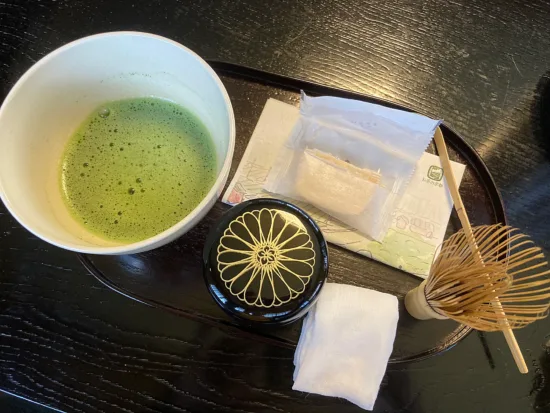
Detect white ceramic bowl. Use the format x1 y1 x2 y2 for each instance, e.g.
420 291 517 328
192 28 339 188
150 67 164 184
0 32 235 254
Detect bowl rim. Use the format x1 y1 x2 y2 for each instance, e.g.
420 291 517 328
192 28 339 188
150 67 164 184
0 31 236 254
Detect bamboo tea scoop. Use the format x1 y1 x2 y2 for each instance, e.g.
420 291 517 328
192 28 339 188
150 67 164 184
405 128 550 374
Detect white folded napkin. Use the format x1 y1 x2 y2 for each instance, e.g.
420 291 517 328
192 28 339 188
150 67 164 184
293 283 399 410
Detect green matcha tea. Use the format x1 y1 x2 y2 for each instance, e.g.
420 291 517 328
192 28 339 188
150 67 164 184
60 97 217 243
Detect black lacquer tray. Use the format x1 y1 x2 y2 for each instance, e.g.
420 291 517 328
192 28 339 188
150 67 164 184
78 61 506 363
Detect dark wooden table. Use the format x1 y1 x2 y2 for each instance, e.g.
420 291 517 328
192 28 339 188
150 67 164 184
2 0 550 412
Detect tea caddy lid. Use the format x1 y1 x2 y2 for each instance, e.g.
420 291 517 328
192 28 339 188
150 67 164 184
202 198 329 326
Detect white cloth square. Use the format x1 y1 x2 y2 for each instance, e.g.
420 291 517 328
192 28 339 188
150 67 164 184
293 283 399 410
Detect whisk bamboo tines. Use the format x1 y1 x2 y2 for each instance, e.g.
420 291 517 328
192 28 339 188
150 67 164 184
407 224 550 331
404 127 545 374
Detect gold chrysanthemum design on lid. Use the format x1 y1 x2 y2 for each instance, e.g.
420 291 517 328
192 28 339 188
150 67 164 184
217 208 316 308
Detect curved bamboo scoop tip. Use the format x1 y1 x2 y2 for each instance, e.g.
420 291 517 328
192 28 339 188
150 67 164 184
405 280 529 374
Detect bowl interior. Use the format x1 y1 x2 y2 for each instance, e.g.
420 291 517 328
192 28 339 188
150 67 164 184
0 32 234 253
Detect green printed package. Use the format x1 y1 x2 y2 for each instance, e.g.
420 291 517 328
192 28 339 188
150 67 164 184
60 97 217 243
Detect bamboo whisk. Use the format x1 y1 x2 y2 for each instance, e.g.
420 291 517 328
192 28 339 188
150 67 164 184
404 127 550 374
408 224 550 331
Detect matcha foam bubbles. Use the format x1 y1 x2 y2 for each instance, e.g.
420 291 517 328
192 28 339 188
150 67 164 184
60 97 217 243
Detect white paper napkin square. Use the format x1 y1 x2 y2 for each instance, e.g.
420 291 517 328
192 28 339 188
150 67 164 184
293 283 399 410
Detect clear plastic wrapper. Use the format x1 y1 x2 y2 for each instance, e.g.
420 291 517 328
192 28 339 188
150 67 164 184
264 92 440 241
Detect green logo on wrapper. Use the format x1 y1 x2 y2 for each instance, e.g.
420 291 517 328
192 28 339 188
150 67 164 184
427 166 443 181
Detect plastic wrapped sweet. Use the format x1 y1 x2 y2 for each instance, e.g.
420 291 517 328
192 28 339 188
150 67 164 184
264 92 440 241
295 148 381 216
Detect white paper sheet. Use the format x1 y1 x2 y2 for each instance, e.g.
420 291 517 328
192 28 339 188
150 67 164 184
223 98 465 278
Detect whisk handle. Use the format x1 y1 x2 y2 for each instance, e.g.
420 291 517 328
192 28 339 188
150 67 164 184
405 280 448 320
